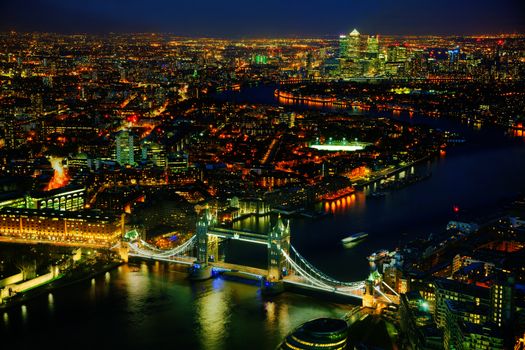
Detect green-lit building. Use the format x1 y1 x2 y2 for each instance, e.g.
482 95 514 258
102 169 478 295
280 318 348 350
0 193 27 210
252 54 268 65
0 186 85 212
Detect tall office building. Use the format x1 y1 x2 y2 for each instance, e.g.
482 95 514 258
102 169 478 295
115 130 137 166
448 46 460 64
490 276 515 327
339 29 364 78
1 114 18 150
366 35 379 58
387 45 408 63
338 34 348 58
141 140 167 168
167 152 189 173
347 29 361 59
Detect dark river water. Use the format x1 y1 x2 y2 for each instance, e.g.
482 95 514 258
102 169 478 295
2 84 524 349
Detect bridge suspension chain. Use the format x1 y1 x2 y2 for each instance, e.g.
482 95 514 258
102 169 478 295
128 235 197 258
289 245 363 288
281 249 334 289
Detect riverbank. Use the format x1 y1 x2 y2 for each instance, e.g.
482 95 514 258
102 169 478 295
353 152 437 190
0 260 122 311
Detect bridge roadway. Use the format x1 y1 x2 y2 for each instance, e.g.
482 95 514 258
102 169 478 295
128 252 196 265
282 275 365 298
207 227 268 245
209 261 268 279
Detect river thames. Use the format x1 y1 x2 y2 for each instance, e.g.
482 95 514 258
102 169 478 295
2 85 525 349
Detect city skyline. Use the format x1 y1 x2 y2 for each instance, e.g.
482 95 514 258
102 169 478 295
1 0 524 37
0 2 524 349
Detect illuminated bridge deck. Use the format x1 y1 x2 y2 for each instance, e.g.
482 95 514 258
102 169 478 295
211 261 268 278
128 253 197 265
207 227 268 245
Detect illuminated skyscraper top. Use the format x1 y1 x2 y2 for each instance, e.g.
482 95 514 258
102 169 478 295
347 29 361 59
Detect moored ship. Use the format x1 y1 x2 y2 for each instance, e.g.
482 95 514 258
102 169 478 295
367 249 389 262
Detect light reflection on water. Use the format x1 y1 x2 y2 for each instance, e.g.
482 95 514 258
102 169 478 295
21 305 27 323
196 277 229 350
47 293 54 313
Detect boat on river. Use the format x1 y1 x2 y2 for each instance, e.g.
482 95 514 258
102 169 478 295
341 232 368 248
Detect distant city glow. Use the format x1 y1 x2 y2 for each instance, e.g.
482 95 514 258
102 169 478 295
310 143 368 152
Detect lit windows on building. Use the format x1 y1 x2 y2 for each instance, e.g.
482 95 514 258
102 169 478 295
0 208 124 247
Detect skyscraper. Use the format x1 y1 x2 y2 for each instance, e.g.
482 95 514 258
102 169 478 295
490 276 515 327
141 139 167 168
339 29 364 78
338 34 348 58
115 130 137 166
366 35 379 59
347 29 361 60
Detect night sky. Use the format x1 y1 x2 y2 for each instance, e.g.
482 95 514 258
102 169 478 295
1 0 524 37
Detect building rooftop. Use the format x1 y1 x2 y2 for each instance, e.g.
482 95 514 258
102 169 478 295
445 299 489 316
300 318 348 336
0 207 117 223
434 277 490 300
30 184 85 198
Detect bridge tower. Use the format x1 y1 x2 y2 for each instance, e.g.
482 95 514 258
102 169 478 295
189 208 217 280
363 270 382 308
116 242 129 263
263 215 290 294
362 280 376 308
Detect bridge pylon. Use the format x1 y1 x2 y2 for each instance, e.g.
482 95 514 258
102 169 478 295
189 208 217 280
362 279 376 308
262 215 290 295
117 242 129 263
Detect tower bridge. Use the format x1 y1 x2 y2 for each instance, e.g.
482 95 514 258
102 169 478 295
122 209 399 306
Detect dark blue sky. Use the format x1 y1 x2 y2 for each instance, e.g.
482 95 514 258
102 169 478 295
1 0 523 37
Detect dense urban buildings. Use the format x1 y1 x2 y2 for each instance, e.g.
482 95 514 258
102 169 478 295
0 2 524 348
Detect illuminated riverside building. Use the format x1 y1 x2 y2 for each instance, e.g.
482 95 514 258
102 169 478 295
436 276 515 350
229 197 271 220
0 208 124 247
280 318 348 350
434 278 489 328
0 186 85 211
444 300 505 350
28 185 85 211
445 319 505 350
